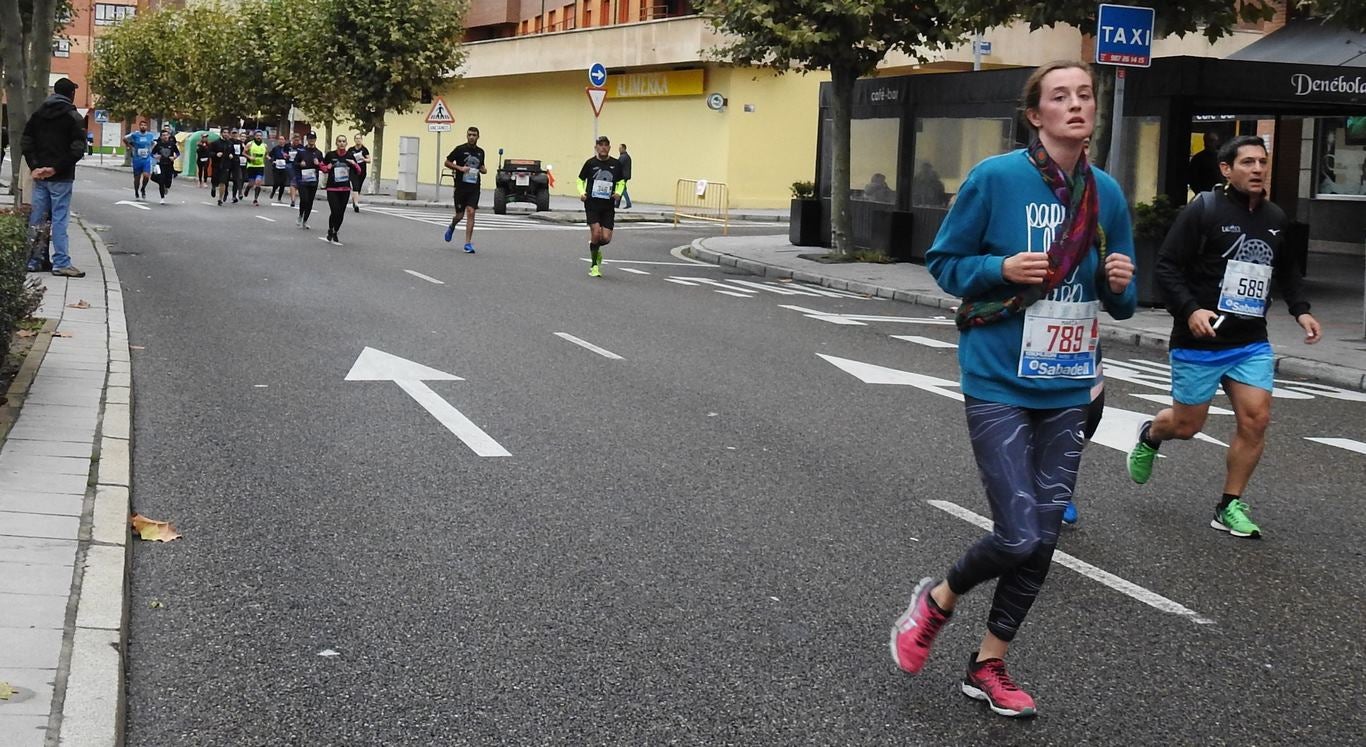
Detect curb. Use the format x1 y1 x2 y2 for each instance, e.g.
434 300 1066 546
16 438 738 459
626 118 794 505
687 238 1366 392
56 219 132 747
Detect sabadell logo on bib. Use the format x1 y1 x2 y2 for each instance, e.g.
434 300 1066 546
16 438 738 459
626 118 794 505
1290 73 1366 97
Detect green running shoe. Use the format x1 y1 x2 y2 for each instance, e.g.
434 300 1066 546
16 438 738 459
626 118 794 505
1127 421 1158 484
1211 500 1262 539
589 264 602 278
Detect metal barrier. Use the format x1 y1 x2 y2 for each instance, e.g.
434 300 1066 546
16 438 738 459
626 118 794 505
673 179 730 235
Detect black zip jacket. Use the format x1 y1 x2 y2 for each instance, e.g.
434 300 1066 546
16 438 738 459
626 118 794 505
20 94 86 182
1156 184 1311 350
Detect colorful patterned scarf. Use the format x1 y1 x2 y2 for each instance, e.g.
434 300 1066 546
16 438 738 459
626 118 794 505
955 141 1107 331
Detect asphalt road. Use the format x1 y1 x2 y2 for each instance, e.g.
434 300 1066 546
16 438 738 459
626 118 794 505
66 168 1366 745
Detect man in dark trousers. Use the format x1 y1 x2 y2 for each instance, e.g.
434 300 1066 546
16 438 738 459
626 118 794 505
617 143 633 209
20 77 88 277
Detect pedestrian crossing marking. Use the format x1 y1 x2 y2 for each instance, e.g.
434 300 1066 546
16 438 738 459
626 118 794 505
714 290 752 298
365 204 580 231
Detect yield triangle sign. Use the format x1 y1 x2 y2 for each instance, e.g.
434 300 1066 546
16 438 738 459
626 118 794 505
586 87 607 117
425 96 454 124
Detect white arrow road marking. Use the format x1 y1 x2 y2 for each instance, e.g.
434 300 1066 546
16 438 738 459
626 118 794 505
1276 381 1366 402
404 269 445 285
891 335 957 349
115 200 150 210
1128 393 1234 415
1304 437 1366 455
821 354 1225 453
927 499 1215 625
345 347 510 457
256 215 275 222
1107 360 1313 400
818 354 964 401
554 333 623 360
782 305 954 326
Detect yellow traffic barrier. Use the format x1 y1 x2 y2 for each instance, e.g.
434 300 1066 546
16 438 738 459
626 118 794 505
673 179 730 235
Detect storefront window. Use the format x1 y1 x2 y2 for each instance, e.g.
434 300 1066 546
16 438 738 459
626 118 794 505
1115 116 1163 205
850 118 900 205
911 118 1012 207
1313 117 1366 199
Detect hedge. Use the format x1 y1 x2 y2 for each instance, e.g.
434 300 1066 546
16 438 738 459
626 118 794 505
0 210 45 366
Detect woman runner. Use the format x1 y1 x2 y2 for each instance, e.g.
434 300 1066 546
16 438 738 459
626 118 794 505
318 134 361 245
293 132 324 230
196 136 211 189
149 129 179 205
889 60 1136 718
348 134 370 212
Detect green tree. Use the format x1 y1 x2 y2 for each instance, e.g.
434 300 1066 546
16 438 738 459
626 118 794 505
948 1 1279 167
258 0 344 135
87 9 165 124
0 0 69 202
1298 0 1366 29
327 0 468 194
698 0 966 253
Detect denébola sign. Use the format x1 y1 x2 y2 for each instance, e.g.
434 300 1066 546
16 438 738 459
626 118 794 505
1290 73 1366 98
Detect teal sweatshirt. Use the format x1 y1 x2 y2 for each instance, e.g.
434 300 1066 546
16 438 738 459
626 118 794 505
926 150 1137 409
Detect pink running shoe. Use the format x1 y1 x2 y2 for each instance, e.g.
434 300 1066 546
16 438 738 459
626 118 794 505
889 577 951 674
961 656 1037 718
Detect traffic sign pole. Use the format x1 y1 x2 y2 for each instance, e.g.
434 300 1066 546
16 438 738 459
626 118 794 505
1095 4 1153 186
1109 68 1126 185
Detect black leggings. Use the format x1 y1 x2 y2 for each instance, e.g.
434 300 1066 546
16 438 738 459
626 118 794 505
297 184 318 223
270 169 289 200
946 397 1086 642
327 190 349 234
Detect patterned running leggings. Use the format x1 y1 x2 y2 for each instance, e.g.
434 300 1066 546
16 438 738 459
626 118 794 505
946 397 1086 642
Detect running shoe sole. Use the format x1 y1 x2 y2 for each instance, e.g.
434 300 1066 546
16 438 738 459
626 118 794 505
960 681 1037 718
1210 518 1261 539
888 577 935 674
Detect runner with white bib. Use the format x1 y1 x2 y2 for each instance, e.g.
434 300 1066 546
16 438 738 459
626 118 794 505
892 60 1137 720
577 135 626 278
318 134 362 245
1127 135 1322 540
292 132 325 230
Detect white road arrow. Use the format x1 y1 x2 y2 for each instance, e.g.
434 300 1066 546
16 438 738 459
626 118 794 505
345 347 510 457
818 354 964 401
115 200 151 210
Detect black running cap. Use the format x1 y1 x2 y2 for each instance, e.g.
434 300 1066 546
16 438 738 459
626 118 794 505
307 132 318 139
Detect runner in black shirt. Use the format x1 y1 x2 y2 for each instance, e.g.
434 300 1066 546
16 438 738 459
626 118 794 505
319 134 362 245
443 126 485 253
293 132 324 229
196 137 211 189
348 134 371 213
149 128 180 204
577 135 625 277
268 134 291 202
210 127 235 205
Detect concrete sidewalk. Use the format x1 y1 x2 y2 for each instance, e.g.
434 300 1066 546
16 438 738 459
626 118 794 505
689 234 1366 391
0 219 131 746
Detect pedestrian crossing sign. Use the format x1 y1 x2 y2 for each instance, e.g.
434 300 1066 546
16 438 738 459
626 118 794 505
424 96 454 124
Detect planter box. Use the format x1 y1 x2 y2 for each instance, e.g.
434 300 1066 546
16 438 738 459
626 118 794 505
789 198 823 246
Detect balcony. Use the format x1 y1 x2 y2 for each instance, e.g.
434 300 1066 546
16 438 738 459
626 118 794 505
459 14 719 79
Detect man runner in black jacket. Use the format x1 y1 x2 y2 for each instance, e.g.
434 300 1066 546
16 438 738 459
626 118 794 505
1127 135 1322 539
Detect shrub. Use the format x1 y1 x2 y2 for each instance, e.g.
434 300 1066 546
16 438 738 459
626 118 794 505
0 211 46 364
1133 194 1180 244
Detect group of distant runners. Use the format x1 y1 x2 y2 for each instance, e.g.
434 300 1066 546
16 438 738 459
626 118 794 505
131 122 629 261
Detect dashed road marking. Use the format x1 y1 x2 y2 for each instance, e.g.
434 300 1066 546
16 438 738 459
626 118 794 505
1304 437 1366 455
404 270 445 285
554 332 623 360
892 335 957 349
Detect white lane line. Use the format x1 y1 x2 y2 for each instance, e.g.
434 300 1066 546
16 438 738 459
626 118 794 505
1128 392 1235 415
714 290 753 298
200 201 216 206
554 332 623 360
780 305 953 326
404 269 445 285
619 267 651 275
256 215 276 223
1304 437 1366 455
578 258 721 267
927 499 1216 626
892 335 957 349
666 278 700 286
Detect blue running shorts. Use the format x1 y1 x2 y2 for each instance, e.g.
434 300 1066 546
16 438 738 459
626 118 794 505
1169 341 1275 405
132 159 153 177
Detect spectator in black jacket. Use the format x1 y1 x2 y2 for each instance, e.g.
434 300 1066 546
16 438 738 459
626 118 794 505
20 77 87 277
617 143 633 209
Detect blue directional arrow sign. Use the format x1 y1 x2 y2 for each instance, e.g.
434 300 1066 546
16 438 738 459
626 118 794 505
588 62 607 87
1096 4 1155 68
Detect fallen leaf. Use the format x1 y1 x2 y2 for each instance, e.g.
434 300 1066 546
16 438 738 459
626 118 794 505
130 514 182 542
130 345 145 350
54 331 73 338
318 649 341 658
776 278 793 283
15 330 36 338
0 681 15 700
67 300 91 309
148 599 164 609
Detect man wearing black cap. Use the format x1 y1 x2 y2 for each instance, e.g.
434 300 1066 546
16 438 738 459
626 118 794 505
577 135 626 277
20 77 88 277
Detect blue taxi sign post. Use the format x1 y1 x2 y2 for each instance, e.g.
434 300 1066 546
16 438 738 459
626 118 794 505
1095 4 1154 186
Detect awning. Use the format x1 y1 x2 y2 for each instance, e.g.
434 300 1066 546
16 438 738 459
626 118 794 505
1227 20 1366 67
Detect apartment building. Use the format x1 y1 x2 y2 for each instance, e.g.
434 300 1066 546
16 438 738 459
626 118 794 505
375 1 1272 208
